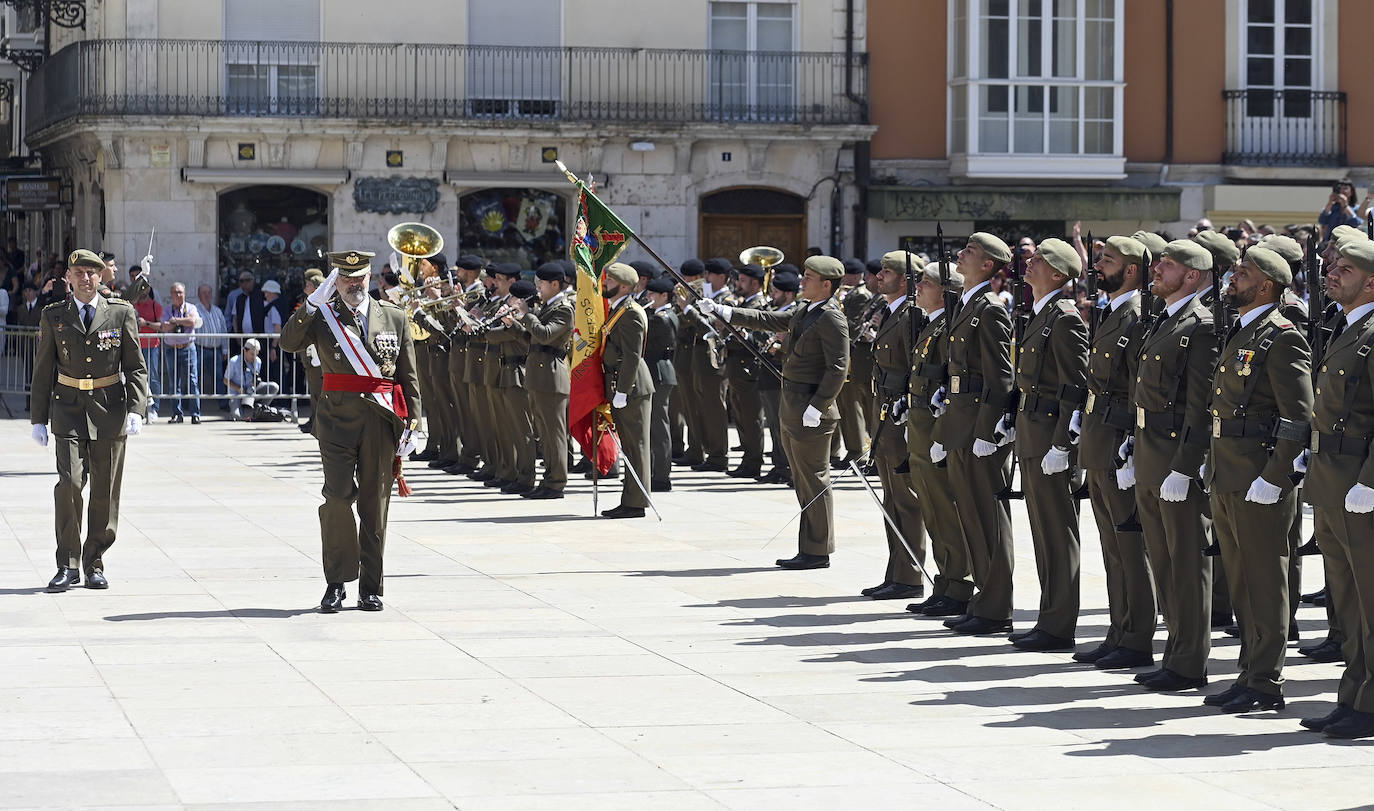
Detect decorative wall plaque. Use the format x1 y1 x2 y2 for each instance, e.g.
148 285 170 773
353 176 439 215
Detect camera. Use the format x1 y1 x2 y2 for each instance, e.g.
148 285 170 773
1333 182 1345 193
1225 228 1244 241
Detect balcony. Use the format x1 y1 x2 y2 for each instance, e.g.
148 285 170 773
1223 89 1346 167
24 38 869 139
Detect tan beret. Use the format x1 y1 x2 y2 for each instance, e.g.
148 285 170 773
880 250 926 272
1332 225 1366 246
604 262 638 287
1259 234 1303 264
1160 239 1214 271
1243 246 1291 287
920 261 964 292
67 249 104 270
1339 240 1374 275
1193 229 1241 267
1037 238 1081 279
803 255 845 280
304 268 325 283
1106 236 1148 268
1131 230 1169 260
968 232 1012 264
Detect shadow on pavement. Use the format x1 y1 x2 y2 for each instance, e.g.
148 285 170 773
104 607 319 621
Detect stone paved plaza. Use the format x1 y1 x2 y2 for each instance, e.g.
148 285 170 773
1 414 1372 810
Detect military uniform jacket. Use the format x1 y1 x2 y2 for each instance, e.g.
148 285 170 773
1014 292 1089 457
279 296 421 437
30 295 149 439
843 285 877 382
1080 293 1142 471
602 296 655 399
486 305 532 389
936 287 1014 449
645 305 679 387
692 287 731 377
480 296 507 388
725 292 767 382
871 298 920 400
1129 295 1217 488
1203 306 1312 494
758 299 798 392
512 295 573 395
462 291 496 385
1306 308 1374 514
907 309 951 459
729 298 849 416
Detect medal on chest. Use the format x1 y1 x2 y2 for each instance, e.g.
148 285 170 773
1237 349 1255 377
374 331 400 377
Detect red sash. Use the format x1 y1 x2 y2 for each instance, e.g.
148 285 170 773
322 373 409 420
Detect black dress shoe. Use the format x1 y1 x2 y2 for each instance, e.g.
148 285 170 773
585 466 619 480
1012 630 1076 651
774 553 829 570
759 468 792 484
569 458 591 474
427 459 449 469
299 419 313 433
1095 648 1153 669
691 459 728 473
1302 638 1344 663
1223 623 1240 638
870 583 924 601
728 466 762 479
951 616 1013 636
905 596 933 612
190 415 201 425
1008 628 1036 643
942 614 972 629
1221 687 1284 713
357 594 384 612
1301 704 1352 732
46 567 81 592
651 479 673 492
863 582 892 597
500 482 534 495
601 505 646 519
1140 668 1208 692
831 453 856 470
521 487 565 500
413 449 439 462
483 477 510 488
1300 587 1326 606
1211 610 1234 629
921 596 968 617
1134 667 1166 684
1324 709 1374 739
469 468 496 482
443 463 475 475
1203 683 1247 707
85 570 108 590
320 583 346 613
1072 642 1115 664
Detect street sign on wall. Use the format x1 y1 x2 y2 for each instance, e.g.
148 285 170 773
4 176 63 211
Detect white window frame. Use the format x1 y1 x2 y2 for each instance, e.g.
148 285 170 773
222 0 322 116
707 1 800 122
947 0 1126 180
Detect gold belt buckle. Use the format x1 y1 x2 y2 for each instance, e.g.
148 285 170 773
1312 430 1320 453
1085 392 1096 414
1136 406 1145 429
950 375 961 394
78 378 94 391
1212 416 1221 438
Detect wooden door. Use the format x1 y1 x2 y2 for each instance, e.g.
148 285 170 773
699 214 805 265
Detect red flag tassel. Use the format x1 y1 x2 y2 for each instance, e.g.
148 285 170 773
393 456 413 498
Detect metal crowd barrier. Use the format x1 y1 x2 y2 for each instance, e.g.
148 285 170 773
0 329 307 420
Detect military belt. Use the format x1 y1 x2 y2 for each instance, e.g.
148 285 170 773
782 379 819 394
501 356 528 366
1210 417 1272 440
1137 406 1209 447
1018 393 1060 417
57 372 120 391
913 361 946 381
947 373 984 396
531 344 565 356
1312 430 1368 457
1087 392 1133 430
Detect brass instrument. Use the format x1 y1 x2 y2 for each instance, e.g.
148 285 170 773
739 245 785 295
386 221 445 340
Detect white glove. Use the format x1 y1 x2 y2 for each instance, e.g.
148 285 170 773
611 391 628 409
930 441 947 463
141 254 154 271
1041 446 1070 475
890 398 909 425
31 424 48 447
1116 437 1133 467
1116 456 1136 490
126 413 144 437
1199 462 1208 481
929 386 947 417
1293 450 1309 475
973 438 999 457
993 413 1016 446
1345 483 1374 514
397 427 422 458
1245 476 1282 505
1159 470 1191 502
802 405 822 428
307 268 339 312
696 299 732 322
1068 410 1083 445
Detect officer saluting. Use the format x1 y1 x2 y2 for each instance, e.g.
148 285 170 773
30 249 150 592
279 251 421 613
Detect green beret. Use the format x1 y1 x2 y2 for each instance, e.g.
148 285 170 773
1037 238 1081 279
304 268 325 284
1339 240 1374 275
1130 230 1169 260
1259 235 1303 264
803 255 845 280
604 262 638 287
1331 225 1366 246
880 250 926 272
1160 239 1213 271
920 261 964 292
1193 229 1241 267
327 250 375 278
1243 246 1291 287
67 249 104 270
968 232 1011 264
1105 235 1148 268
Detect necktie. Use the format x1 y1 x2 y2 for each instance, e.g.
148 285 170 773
82 303 93 329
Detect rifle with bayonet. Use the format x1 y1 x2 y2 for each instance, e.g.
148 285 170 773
1294 229 1326 556
1114 242 1156 533
1201 260 1231 557
999 245 1029 500
1071 232 1099 501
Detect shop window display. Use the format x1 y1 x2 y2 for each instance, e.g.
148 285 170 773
217 185 329 306
458 188 566 270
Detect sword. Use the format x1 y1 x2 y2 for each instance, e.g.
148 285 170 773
144 227 155 275
849 460 936 589
606 424 662 522
760 414 888 549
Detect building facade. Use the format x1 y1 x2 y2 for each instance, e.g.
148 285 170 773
15 0 873 300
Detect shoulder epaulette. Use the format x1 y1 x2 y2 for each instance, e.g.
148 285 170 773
1055 298 1077 313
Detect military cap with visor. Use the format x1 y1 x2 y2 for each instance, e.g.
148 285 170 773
327 250 375 277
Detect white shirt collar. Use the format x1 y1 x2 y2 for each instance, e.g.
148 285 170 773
808 299 826 311
925 306 945 320
1237 302 1275 330
1109 288 1138 312
610 294 629 310
1165 291 1198 318
1345 301 1374 327
961 279 991 305
545 291 566 307
887 294 907 313
654 303 673 314
1032 290 1058 315
73 292 100 308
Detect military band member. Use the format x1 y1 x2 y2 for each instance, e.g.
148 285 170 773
644 276 680 491
1073 236 1155 670
699 256 849 569
937 233 1017 636
463 265 501 482
1200 246 1312 713
906 261 973 617
506 263 573 500
279 250 421 613
419 255 462 471
759 269 801 485
725 263 769 479
1008 239 1089 651
601 262 656 518
30 249 150 592
862 250 928 600
834 259 874 467
444 256 488 475
691 258 733 472
1301 238 1374 739
479 264 524 488
673 259 707 467
1127 240 1218 691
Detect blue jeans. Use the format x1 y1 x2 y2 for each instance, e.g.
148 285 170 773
167 344 200 417
141 345 162 413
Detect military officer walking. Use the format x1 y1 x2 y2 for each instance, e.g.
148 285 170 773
279 251 421 613
30 249 150 591
601 262 656 518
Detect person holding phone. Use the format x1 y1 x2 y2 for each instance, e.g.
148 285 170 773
1320 179 1362 245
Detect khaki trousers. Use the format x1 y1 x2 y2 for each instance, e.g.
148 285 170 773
1214 488 1294 696
1087 469 1155 653
1136 482 1212 680
950 444 1014 621
54 435 127 572
318 414 396 595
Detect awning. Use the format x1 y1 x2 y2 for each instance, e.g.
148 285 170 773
180 168 351 185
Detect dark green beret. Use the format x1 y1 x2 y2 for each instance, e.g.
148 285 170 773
1106 236 1147 268
880 250 926 271
804 255 845 280
1243 246 1291 287
1161 239 1213 271
1193 229 1241 267
68 249 104 270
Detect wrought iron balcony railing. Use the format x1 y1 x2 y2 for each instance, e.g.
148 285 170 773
1223 89 1346 167
25 38 869 137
